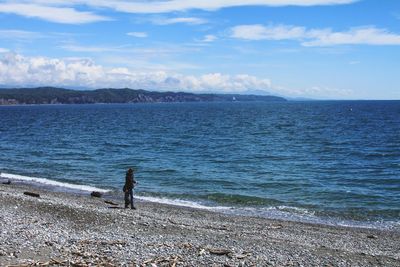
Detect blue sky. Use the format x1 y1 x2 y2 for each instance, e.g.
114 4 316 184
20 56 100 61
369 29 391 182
0 0 399 99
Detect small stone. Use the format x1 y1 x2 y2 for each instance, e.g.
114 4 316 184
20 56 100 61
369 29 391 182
91 191 102 198
23 191 40 198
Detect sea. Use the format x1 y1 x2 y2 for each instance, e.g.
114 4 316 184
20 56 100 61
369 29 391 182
0 101 399 229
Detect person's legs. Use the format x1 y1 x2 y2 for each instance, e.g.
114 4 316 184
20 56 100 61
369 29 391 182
124 191 130 208
129 189 135 209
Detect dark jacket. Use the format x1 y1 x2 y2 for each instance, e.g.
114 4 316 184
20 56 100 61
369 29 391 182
124 172 136 191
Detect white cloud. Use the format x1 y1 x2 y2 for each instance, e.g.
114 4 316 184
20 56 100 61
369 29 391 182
202 34 218 42
231 24 306 40
0 29 43 40
303 86 352 97
0 48 9 53
59 43 201 60
0 52 272 93
231 24 400 46
272 84 352 98
303 27 400 46
0 3 110 24
59 44 123 53
151 17 207 25
6 0 357 15
127 32 148 38
76 0 357 13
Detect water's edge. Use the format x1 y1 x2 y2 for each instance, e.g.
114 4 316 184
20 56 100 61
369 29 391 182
1 172 398 231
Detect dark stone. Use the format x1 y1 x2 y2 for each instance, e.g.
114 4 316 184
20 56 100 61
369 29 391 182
2 180 11 185
23 191 40 198
91 191 102 198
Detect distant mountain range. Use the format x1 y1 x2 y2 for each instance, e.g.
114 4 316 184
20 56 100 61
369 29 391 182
0 87 286 105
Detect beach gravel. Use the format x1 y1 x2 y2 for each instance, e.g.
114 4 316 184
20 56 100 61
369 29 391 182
1 184 399 266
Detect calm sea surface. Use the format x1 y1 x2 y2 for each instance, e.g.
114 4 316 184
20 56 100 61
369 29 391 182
0 101 399 228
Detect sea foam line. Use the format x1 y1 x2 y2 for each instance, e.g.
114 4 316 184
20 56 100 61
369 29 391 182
0 172 109 193
136 195 231 211
136 195 397 230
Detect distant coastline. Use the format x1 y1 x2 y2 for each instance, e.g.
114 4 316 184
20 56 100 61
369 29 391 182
0 87 286 105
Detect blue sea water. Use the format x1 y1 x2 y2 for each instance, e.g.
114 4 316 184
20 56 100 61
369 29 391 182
0 101 399 228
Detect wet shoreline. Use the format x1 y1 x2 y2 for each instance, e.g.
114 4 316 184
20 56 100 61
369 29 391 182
1 183 399 266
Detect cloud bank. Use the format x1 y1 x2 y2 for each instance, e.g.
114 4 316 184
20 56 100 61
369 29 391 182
71 0 358 13
231 24 400 46
0 3 110 24
0 53 272 93
0 0 357 23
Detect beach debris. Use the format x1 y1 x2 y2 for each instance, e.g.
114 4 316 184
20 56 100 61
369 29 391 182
180 242 193 249
2 179 11 185
367 234 377 239
50 258 64 264
108 206 123 209
104 200 118 206
235 252 252 259
23 191 40 198
168 218 177 224
6 258 70 266
198 248 206 256
207 247 233 256
90 191 102 198
270 224 283 229
141 255 183 267
216 225 229 231
146 242 172 248
167 218 192 228
79 239 127 246
102 240 127 246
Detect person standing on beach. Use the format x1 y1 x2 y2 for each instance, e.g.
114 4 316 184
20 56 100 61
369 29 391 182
123 168 137 209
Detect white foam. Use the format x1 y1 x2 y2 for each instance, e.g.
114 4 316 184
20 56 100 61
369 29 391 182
136 195 230 211
276 205 316 216
135 196 323 224
0 172 109 193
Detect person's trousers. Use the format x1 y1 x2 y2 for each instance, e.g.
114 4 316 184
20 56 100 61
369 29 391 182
124 189 134 208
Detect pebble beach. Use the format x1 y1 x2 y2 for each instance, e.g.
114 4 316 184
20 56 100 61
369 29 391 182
1 182 399 267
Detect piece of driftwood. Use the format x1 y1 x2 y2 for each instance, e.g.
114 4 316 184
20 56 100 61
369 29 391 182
104 200 118 206
235 252 252 259
208 248 232 255
23 191 40 198
2 179 11 185
90 191 102 198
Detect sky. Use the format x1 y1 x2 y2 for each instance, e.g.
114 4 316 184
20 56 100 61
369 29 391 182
0 0 399 99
